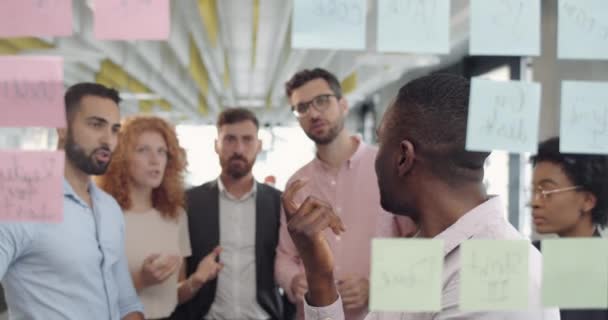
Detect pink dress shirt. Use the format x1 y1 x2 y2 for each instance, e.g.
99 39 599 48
303 197 561 320
275 137 416 320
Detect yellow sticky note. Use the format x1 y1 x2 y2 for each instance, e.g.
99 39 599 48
370 238 443 312
460 240 529 310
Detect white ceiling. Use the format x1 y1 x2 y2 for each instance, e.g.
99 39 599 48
2 0 472 126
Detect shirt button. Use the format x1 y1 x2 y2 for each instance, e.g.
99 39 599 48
336 207 342 213
330 180 336 186
335 235 341 241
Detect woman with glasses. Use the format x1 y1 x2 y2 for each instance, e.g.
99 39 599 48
531 137 608 320
531 137 608 238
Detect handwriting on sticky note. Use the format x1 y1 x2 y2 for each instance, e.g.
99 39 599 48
542 238 608 309
0 151 64 222
370 239 443 312
379 256 437 288
460 240 529 310
377 0 450 54
0 56 66 128
93 0 169 40
558 0 608 60
466 79 541 153
313 0 363 26
470 0 540 56
559 81 608 154
292 0 366 50
0 0 72 37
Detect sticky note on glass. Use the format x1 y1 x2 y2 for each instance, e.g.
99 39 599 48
0 151 64 222
559 81 608 155
0 56 66 128
542 238 608 309
292 0 366 50
376 0 450 54
0 0 72 37
466 79 541 153
370 238 443 312
470 0 541 56
460 240 529 311
558 0 608 60
94 0 170 40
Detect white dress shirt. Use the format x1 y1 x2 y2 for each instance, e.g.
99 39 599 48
206 179 269 320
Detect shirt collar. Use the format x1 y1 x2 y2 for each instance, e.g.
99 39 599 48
217 177 257 201
314 135 367 170
63 177 99 206
434 196 506 256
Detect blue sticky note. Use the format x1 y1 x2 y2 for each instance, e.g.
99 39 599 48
377 0 450 54
292 0 366 50
560 81 608 155
466 79 541 153
558 0 608 60
470 0 541 56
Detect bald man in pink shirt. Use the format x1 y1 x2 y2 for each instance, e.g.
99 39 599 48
275 68 416 320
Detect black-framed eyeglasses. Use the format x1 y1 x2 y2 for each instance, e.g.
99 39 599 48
291 94 337 118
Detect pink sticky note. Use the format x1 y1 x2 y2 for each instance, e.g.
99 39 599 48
0 0 72 37
94 0 170 40
0 56 66 128
0 151 64 222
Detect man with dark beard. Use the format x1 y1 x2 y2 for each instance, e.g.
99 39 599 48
0 83 144 320
173 108 284 320
275 68 416 320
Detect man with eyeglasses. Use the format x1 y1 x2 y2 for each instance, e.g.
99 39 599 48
275 68 416 320
281 73 560 320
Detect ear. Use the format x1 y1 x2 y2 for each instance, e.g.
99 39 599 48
397 140 416 177
338 97 348 113
582 191 597 214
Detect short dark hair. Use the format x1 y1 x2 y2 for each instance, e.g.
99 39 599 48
285 68 342 100
64 83 121 120
217 107 259 130
531 137 608 226
388 73 490 183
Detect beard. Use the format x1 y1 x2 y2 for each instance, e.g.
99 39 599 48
305 117 345 145
221 154 254 179
65 131 112 176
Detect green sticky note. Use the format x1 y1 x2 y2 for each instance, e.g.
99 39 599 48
370 238 443 312
542 238 608 309
460 240 529 311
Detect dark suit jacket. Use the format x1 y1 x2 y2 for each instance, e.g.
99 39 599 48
171 180 283 320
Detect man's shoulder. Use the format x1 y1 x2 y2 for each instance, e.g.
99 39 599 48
93 187 123 216
286 160 317 184
256 182 282 200
186 180 218 196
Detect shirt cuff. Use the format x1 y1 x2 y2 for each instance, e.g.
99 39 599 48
119 301 144 319
303 295 344 320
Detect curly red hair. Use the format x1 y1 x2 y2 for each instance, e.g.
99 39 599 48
97 116 186 219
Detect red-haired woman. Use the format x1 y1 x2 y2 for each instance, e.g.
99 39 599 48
97 116 221 320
